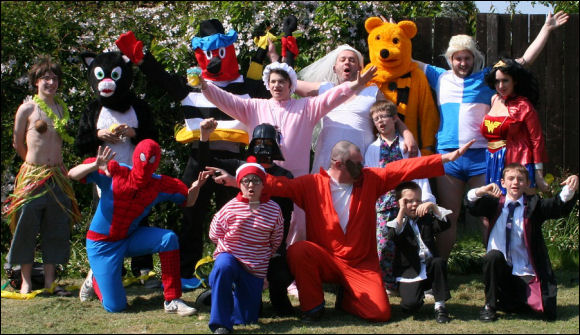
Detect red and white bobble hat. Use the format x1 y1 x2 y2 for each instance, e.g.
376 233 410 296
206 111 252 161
235 156 266 186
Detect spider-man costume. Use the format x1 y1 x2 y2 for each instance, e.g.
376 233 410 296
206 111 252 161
81 139 188 312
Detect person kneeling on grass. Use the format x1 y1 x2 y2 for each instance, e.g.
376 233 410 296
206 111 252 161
466 163 578 322
386 181 453 323
68 140 210 315
208 159 284 334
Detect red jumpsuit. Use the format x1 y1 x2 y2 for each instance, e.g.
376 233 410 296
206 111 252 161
264 154 445 322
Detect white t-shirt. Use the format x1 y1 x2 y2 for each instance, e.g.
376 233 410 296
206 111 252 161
96 106 138 166
329 173 353 233
311 83 378 173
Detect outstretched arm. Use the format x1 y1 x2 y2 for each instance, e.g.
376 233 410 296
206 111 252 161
441 139 475 164
205 166 237 188
518 11 569 66
68 146 116 180
116 31 190 102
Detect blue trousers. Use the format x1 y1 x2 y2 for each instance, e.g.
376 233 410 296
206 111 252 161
209 253 263 332
87 226 179 312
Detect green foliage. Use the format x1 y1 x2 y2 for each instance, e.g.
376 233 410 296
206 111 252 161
448 233 486 274
540 169 580 269
535 1 579 14
2 1 481 274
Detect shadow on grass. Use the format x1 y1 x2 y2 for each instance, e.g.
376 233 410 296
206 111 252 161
104 270 580 324
121 285 168 313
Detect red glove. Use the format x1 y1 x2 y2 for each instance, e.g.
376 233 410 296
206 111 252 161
281 36 299 57
115 31 144 64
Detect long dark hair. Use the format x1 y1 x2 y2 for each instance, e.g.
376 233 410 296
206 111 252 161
485 57 539 106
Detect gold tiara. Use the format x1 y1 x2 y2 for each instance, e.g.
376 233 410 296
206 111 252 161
493 60 507 68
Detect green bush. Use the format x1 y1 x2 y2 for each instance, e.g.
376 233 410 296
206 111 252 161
541 169 580 269
1 1 480 277
448 233 486 274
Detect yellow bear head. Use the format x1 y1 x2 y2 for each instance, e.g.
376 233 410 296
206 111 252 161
365 17 417 80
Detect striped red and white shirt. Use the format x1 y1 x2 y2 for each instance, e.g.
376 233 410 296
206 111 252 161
210 197 283 278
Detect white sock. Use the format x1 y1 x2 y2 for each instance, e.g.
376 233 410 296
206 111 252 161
434 301 445 310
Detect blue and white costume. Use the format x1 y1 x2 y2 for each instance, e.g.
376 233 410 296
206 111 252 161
421 64 495 180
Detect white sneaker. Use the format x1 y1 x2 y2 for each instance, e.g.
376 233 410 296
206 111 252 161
79 269 96 302
164 298 197 316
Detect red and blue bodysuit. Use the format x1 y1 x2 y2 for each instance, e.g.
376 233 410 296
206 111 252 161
81 139 187 312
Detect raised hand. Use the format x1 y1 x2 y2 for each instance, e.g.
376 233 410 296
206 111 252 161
186 170 212 206
200 118 218 141
475 183 502 199
96 145 116 176
352 65 378 91
545 11 569 31
267 38 280 63
190 170 212 190
561 174 579 193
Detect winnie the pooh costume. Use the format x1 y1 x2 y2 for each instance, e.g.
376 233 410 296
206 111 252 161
364 17 439 156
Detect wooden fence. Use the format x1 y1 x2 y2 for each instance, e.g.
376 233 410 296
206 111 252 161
410 13 579 174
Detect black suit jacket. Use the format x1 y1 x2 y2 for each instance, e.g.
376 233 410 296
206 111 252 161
466 192 578 320
387 213 450 279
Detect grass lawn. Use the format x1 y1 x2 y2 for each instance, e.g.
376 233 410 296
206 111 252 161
1 270 578 334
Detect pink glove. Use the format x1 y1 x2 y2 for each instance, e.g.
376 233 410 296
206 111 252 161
115 31 144 64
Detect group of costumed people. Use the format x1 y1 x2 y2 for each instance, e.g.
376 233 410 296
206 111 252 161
3 10 578 335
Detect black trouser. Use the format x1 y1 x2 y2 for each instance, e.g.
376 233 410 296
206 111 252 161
399 257 451 312
178 150 239 278
267 255 294 313
483 250 533 312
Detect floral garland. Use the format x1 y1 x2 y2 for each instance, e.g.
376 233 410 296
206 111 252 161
32 95 74 144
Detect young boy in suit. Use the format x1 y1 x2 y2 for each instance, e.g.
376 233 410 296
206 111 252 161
466 163 578 321
387 181 453 323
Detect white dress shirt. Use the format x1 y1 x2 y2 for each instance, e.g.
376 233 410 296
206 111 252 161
467 185 575 276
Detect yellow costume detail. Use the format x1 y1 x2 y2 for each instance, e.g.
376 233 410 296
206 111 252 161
175 125 249 145
364 18 439 156
484 119 502 133
2 162 81 233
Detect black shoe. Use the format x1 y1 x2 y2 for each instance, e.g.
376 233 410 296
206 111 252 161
273 304 296 317
435 306 451 323
335 286 344 311
479 304 497 322
213 327 231 334
196 288 212 307
302 306 325 322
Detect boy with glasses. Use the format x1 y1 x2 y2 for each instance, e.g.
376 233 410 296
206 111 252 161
208 159 284 334
364 100 436 295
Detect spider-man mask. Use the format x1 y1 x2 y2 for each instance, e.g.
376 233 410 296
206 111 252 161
131 139 161 188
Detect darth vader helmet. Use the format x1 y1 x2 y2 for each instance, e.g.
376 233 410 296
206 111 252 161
248 123 284 163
